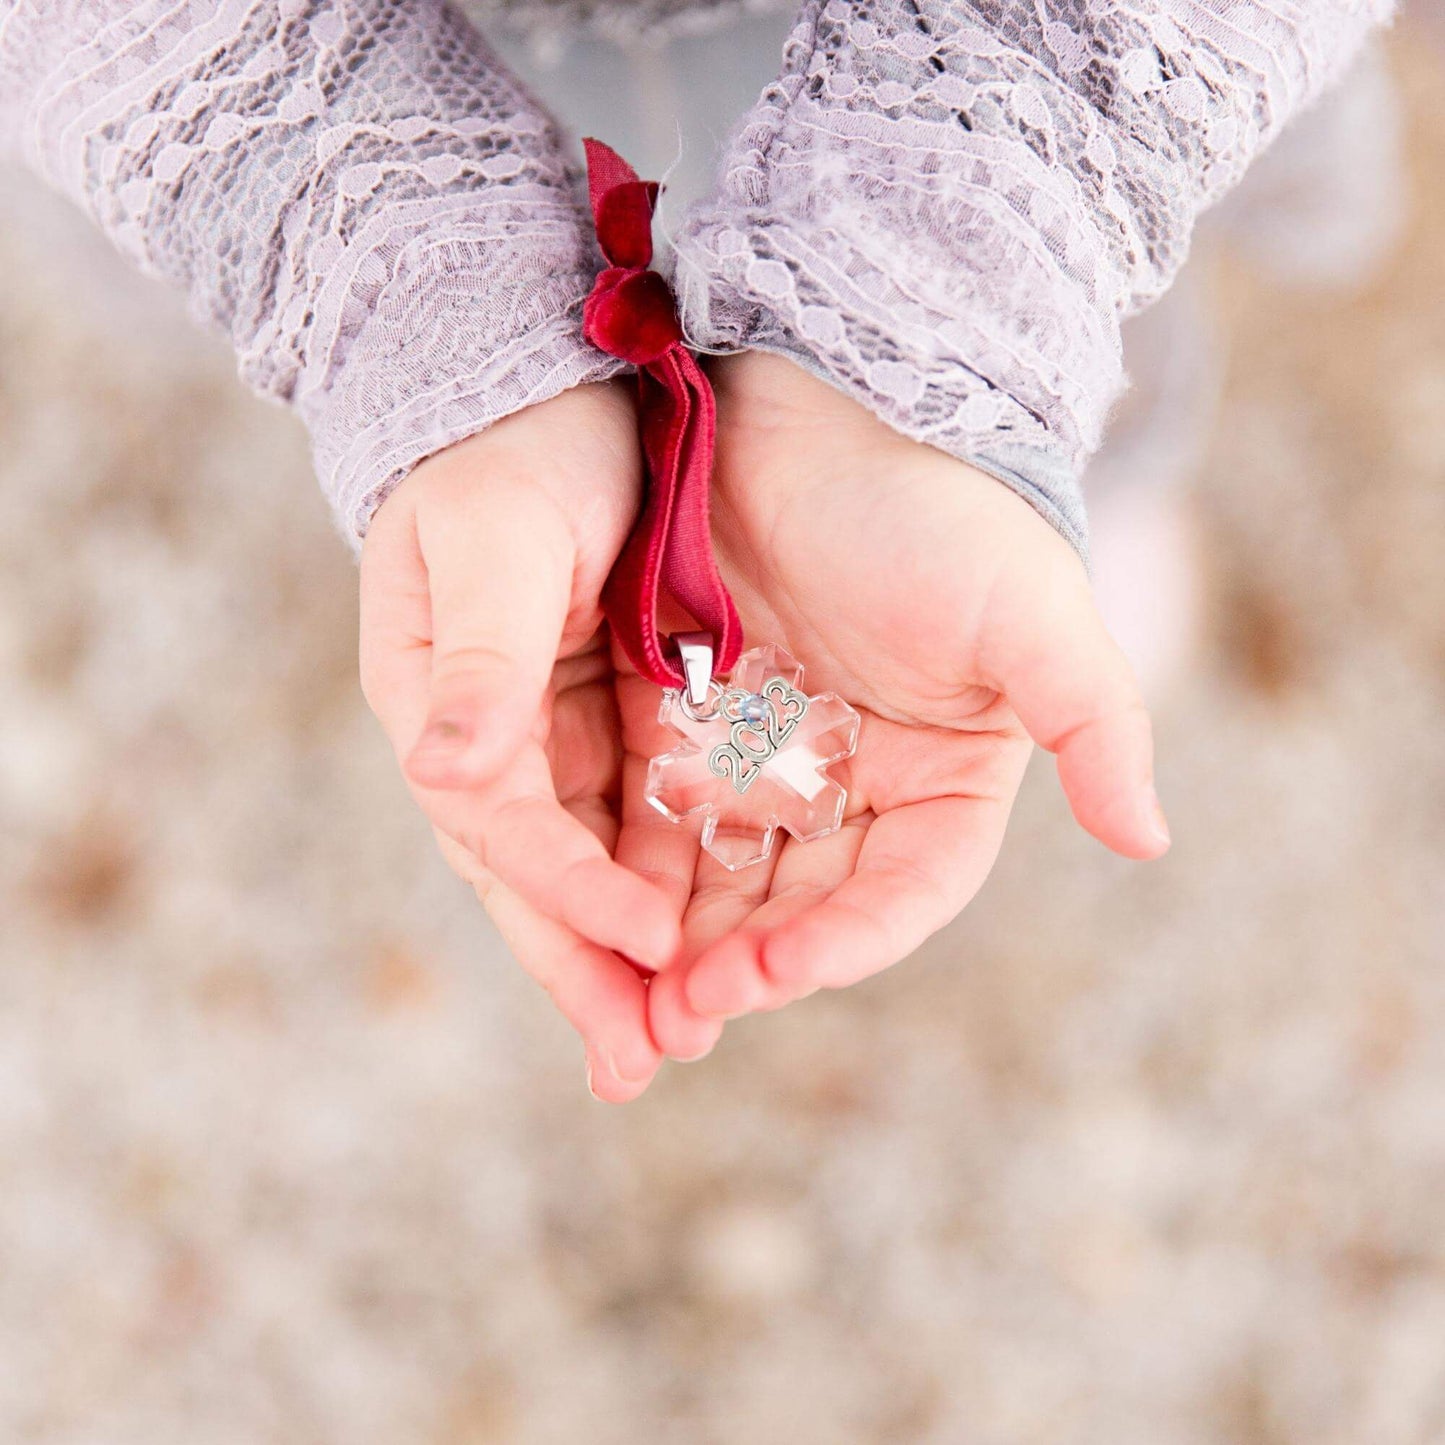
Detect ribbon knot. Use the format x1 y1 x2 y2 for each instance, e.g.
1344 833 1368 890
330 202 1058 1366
584 267 683 368
581 155 683 367
580 138 742 692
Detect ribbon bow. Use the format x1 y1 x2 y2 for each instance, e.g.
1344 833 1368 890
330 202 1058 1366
581 138 742 691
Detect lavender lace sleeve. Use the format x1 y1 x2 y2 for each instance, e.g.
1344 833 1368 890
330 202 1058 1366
0 0 621 544
673 0 1397 556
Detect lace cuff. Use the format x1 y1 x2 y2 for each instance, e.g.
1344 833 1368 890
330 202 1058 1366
1 0 621 545
675 0 1395 559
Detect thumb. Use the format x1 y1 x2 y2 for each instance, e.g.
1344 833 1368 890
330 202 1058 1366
405 471 576 791
990 569 1171 861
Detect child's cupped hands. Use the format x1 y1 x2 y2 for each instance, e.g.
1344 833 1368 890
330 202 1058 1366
627 353 1170 1063
359 380 681 1102
358 354 1169 1102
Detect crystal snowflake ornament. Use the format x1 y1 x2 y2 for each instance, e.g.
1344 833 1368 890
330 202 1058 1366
644 644 861 871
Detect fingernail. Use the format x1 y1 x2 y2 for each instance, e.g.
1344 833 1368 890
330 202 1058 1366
672 1041 717 1063
690 1000 750 1022
1146 786 1172 849
411 716 473 759
638 941 678 973
685 968 762 1021
585 1054 602 1101
601 1045 652 1085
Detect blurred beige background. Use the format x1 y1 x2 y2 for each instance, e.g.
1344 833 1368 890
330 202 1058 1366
1 24 1443 1445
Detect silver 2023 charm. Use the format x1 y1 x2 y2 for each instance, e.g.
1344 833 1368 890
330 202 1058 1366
645 644 860 871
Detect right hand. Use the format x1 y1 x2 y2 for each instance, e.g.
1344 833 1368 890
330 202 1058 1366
358 381 687 1103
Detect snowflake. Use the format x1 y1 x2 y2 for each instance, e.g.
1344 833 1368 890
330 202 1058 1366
644 644 861 871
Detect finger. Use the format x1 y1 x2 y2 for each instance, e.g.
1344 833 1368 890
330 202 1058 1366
612 752 699 922
546 651 626 809
612 751 722 1061
666 832 779 1025
425 742 681 971
683 844 778 959
406 472 577 790
365 566 678 970
624 775 778 1049
989 579 1170 861
759 793 1013 992
646 963 724 1064
682 814 869 1020
489 881 664 1103
436 833 662 1101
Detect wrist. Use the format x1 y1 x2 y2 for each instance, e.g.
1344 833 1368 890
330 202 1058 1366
316 289 627 549
371 378 642 573
674 154 1103 564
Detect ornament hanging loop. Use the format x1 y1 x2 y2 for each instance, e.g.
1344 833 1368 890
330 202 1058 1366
581 138 742 692
672 630 715 711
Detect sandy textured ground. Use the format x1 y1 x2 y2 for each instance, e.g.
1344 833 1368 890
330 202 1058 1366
0 35 1443 1445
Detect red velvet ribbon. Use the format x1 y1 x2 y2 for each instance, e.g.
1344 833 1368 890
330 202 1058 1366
581 138 742 690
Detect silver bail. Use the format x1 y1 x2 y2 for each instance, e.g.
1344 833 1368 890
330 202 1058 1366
672 631 715 709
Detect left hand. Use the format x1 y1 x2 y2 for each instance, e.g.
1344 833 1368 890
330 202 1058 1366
614 353 1171 1061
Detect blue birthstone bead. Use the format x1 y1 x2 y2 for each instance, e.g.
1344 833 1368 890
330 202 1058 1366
739 694 771 729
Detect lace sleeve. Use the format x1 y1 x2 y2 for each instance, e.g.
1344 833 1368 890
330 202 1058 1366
0 0 622 545
672 0 1397 557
